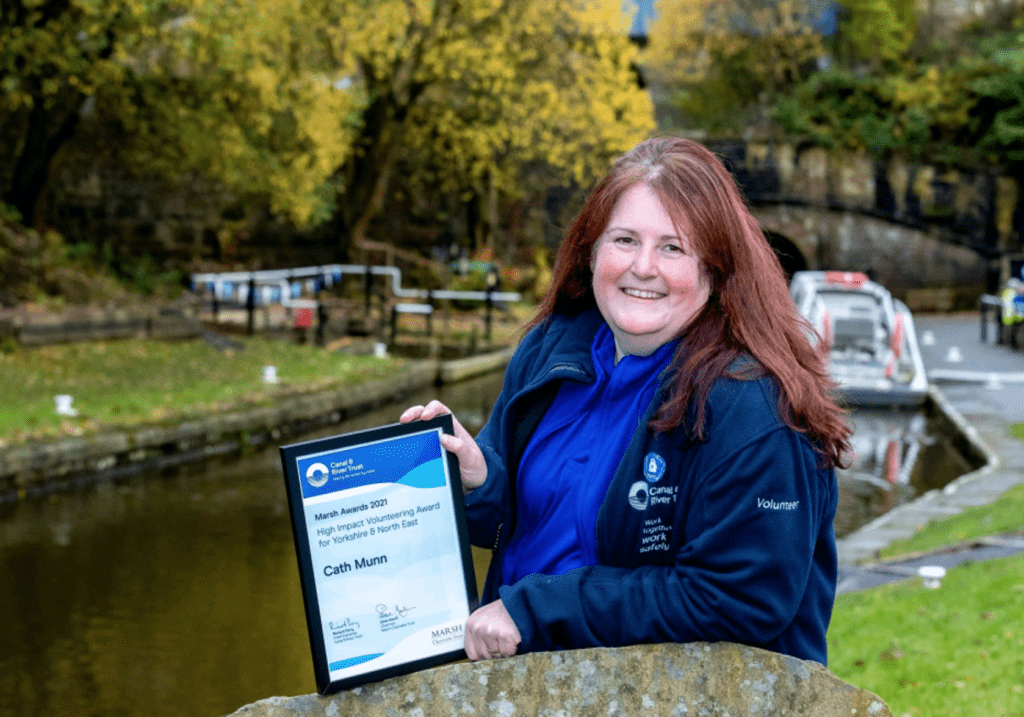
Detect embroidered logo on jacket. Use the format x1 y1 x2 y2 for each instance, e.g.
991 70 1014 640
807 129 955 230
643 452 666 483
628 481 649 511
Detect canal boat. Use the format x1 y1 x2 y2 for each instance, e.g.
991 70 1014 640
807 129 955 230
789 270 929 407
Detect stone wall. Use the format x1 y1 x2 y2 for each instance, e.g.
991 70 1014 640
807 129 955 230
710 139 1021 294
47 130 1018 295
753 203 989 304
720 140 1022 261
0 303 202 346
226 642 891 717
0 348 514 499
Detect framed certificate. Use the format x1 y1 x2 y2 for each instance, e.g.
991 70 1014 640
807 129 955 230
279 415 478 694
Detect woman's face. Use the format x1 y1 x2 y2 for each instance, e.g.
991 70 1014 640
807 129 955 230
591 183 710 357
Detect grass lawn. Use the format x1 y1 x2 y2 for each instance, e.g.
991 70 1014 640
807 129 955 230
829 553 1024 716
830 422 1024 715
0 336 403 445
0 300 536 447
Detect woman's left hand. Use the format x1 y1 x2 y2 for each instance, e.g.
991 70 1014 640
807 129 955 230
463 599 521 661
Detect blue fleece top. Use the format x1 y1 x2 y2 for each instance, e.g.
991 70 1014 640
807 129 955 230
502 324 677 583
464 309 838 665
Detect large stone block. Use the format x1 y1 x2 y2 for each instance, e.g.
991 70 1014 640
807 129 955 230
226 642 890 717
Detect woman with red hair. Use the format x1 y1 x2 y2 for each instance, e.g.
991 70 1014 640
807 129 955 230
402 136 850 665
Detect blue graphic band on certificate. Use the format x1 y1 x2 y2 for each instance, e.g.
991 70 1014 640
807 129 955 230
295 426 470 682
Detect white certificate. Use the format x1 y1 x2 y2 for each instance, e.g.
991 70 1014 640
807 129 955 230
280 415 477 694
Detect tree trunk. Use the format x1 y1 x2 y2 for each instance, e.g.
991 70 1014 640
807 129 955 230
2 89 84 228
320 0 452 259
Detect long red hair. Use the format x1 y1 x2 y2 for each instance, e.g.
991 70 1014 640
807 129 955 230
527 137 850 467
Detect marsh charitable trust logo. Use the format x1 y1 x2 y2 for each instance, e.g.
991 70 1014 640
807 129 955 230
305 462 329 488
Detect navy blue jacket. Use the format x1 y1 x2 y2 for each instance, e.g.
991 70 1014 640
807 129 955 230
464 309 838 664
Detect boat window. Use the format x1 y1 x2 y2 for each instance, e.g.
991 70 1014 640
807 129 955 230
832 317 877 351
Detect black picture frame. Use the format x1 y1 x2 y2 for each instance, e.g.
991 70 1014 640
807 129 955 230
279 414 478 695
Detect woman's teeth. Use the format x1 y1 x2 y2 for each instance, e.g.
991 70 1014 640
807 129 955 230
622 288 662 299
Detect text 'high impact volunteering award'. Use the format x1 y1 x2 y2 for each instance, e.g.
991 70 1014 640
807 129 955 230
280 414 478 694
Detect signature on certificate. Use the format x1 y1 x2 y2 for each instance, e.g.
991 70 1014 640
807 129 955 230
329 617 361 631
376 603 417 619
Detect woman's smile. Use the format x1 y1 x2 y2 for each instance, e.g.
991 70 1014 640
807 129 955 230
621 287 665 300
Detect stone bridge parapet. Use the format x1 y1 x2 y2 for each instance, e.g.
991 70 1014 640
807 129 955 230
227 642 890 717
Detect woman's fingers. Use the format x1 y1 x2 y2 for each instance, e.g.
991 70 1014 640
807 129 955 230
399 401 487 491
399 399 447 423
398 404 425 423
464 600 521 661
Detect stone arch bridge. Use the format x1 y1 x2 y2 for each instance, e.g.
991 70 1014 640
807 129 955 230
753 202 987 302
707 140 1021 303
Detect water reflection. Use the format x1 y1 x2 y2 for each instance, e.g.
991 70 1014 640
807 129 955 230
0 374 504 717
0 370 969 717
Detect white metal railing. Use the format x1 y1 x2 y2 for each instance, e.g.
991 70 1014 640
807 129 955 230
190 263 520 306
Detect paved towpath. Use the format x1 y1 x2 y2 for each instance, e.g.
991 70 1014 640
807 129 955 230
916 312 1024 422
836 312 1024 592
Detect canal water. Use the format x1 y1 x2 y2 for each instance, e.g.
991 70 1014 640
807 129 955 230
0 371 971 717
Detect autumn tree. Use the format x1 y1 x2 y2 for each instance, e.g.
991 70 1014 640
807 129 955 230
114 0 365 227
1 0 167 226
833 0 915 68
1 0 359 227
3 0 654 263
305 0 654 257
399 0 655 253
643 0 828 132
645 0 828 88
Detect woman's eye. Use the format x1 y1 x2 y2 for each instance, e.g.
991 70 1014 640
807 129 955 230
663 243 684 254
612 235 635 245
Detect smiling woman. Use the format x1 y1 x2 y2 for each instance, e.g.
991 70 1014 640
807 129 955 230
402 136 852 667
590 183 711 359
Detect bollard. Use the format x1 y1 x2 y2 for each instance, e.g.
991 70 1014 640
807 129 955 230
918 565 946 589
55 395 78 417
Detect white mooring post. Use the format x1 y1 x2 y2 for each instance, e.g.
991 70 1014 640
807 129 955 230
55 395 78 417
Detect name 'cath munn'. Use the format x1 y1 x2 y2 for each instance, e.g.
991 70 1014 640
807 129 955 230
323 554 388 576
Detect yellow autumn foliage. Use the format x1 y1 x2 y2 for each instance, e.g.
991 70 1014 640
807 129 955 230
645 0 826 93
403 0 654 199
4 0 654 231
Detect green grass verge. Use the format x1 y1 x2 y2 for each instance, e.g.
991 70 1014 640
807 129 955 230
831 422 1024 713
829 553 1024 715
0 336 403 445
878 483 1024 559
